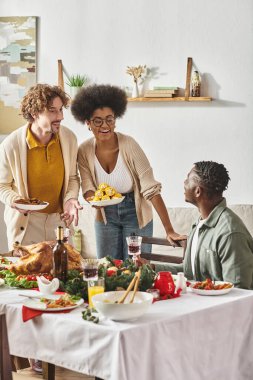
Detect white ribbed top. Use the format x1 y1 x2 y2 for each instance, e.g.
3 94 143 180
95 152 133 193
191 219 206 276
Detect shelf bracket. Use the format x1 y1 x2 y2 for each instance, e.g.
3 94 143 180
58 59 64 90
184 57 192 101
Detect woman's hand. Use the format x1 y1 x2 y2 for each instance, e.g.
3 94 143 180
136 256 155 270
85 191 104 210
166 231 187 247
62 198 83 227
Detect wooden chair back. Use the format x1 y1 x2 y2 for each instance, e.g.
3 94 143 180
141 237 186 264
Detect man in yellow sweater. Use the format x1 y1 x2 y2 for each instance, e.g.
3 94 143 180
0 83 82 373
0 83 82 249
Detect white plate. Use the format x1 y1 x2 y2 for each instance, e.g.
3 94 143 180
14 202 49 211
19 290 60 300
190 281 234 296
5 257 19 263
23 297 84 311
89 196 125 207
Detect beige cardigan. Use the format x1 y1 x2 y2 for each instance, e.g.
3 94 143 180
0 124 80 248
78 132 162 228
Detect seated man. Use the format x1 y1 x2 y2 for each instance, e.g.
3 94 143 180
154 161 253 289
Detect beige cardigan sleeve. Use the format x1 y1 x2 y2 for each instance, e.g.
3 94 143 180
78 139 97 196
119 134 162 200
60 127 80 203
0 138 24 206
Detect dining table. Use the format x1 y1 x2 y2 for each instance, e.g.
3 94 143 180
0 285 253 380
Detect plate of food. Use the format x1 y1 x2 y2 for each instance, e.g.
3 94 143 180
23 293 84 311
89 196 125 207
87 183 125 207
190 279 234 296
14 198 49 211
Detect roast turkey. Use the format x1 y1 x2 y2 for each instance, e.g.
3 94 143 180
9 241 83 275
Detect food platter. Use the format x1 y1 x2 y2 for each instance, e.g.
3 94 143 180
13 202 49 211
190 281 234 296
89 196 125 207
23 297 84 311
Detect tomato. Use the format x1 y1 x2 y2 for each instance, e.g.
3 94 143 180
42 273 53 281
26 275 37 281
107 269 117 277
113 259 123 268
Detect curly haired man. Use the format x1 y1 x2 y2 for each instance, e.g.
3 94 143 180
0 83 82 249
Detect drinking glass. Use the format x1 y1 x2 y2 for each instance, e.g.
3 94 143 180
126 235 142 261
88 278 105 308
82 259 99 281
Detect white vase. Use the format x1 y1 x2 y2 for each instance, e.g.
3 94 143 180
132 82 139 98
69 86 82 98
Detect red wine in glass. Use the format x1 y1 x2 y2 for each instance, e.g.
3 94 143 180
128 244 140 254
84 267 98 279
126 235 142 262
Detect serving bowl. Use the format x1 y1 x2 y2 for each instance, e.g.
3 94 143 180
92 291 153 321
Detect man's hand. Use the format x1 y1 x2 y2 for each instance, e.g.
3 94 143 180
62 198 83 227
11 203 32 214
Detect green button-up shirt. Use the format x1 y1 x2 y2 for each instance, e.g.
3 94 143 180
156 199 253 289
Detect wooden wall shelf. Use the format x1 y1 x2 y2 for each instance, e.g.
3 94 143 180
57 57 212 103
128 97 212 102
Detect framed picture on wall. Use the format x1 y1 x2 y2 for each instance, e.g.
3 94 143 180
0 16 37 134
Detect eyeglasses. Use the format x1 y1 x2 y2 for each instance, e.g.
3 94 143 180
90 116 115 128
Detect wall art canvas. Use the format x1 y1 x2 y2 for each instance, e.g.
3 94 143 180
0 16 37 134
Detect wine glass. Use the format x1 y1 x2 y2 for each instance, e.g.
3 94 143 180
126 235 142 262
82 259 99 281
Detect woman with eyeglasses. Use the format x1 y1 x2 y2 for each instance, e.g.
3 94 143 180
71 84 185 260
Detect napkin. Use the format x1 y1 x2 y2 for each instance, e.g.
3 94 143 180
22 305 71 322
152 288 182 303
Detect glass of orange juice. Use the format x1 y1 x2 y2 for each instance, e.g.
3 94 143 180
88 278 105 308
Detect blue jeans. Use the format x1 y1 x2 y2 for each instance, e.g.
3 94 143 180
95 192 153 260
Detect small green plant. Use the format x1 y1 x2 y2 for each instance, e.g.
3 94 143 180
66 74 88 87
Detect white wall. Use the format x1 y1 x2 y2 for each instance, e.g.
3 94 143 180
0 0 253 210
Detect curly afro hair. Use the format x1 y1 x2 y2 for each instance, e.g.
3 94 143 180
71 84 127 123
193 161 230 197
20 84 70 122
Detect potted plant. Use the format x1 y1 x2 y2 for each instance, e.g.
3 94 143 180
66 74 88 97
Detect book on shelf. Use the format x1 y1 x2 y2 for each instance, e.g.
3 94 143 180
145 90 177 95
153 86 179 90
144 93 173 98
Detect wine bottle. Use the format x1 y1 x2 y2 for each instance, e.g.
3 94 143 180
191 70 201 97
53 226 68 282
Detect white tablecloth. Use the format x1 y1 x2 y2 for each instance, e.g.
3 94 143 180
0 287 253 380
